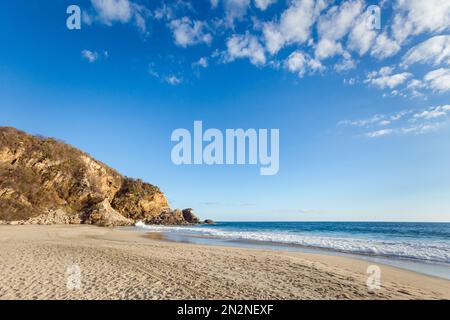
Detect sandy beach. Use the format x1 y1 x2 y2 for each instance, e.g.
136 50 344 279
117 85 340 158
0 225 448 300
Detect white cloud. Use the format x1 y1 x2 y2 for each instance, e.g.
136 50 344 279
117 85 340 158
263 0 328 55
224 0 251 24
210 0 220 9
317 1 364 42
91 0 132 24
284 50 324 77
341 105 449 138
315 0 363 60
406 79 423 89
378 66 394 76
392 0 450 44
401 123 443 135
169 17 212 47
365 67 412 89
366 129 393 138
85 0 450 92
165 75 183 85
153 4 174 20
402 35 450 67
423 68 450 93
413 105 450 120
81 50 101 63
285 51 308 76
347 9 378 56
254 0 276 11
340 110 413 128
405 79 425 97
148 64 183 85
315 38 344 60
193 57 209 68
262 22 284 55
334 56 356 72
340 114 385 127
226 33 266 66
370 32 401 59
89 0 150 34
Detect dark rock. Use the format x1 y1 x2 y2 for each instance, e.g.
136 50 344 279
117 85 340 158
204 219 215 225
182 208 200 224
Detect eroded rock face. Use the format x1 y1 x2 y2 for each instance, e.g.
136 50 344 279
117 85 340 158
0 127 200 226
111 178 171 221
82 199 134 227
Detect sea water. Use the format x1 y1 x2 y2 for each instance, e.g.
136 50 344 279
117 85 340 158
134 221 450 279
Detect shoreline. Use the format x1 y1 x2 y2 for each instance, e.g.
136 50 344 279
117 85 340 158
1 225 449 300
141 230 450 281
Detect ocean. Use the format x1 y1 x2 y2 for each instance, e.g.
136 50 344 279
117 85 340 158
134 221 450 279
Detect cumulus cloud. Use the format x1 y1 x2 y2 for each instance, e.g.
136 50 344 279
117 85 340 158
225 33 266 66
263 0 328 55
423 68 450 93
365 67 412 89
91 0 132 24
404 79 425 98
254 0 277 11
284 50 324 77
347 8 378 56
89 0 150 34
224 0 251 24
315 0 363 60
285 51 307 76
315 38 344 60
392 0 450 44
402 35 450 67
317 0 363 42
370 32 401 59
334 56 356 72
83 0 450 97
169 17 212 47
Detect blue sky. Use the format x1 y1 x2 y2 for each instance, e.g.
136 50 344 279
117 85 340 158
1 0 450 222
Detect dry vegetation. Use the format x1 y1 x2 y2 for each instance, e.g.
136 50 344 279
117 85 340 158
0 127 169 222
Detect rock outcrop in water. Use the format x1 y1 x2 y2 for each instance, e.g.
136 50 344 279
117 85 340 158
0 127 200 226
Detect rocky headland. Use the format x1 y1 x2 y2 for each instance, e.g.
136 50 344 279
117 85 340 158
0 127 201 227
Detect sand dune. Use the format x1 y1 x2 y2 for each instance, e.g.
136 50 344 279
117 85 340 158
0 225 448 300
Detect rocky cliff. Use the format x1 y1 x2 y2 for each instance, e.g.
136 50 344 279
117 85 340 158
0 127 199 226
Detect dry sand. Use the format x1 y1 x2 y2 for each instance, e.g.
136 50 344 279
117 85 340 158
0 225 448 300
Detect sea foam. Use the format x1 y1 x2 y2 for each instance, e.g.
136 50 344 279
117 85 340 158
134 221 450 264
